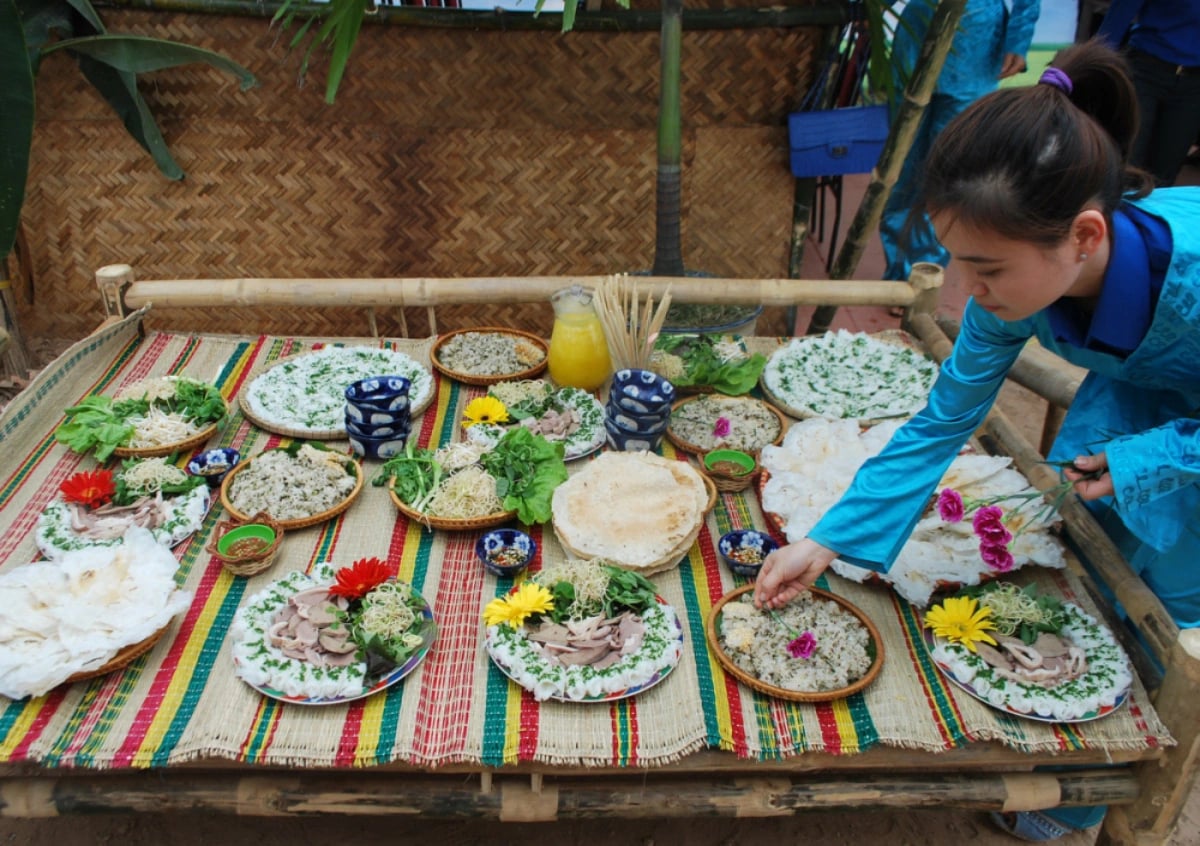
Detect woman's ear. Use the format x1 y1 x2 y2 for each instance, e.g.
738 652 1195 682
1072 209 1107 259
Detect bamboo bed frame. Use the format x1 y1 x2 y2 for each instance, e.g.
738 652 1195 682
1 264 1194 845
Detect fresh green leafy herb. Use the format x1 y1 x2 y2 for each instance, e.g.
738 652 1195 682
372 439 442 509
655 334 766 395
478 428 567 524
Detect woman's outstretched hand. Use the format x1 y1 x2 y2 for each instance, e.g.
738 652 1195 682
753 538 837 609
1066 453 1114 500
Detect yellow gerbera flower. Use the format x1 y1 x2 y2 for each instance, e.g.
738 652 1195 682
924 595 998 653
482 582 555 629
463 396 509 428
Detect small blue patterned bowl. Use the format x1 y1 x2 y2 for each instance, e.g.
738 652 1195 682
718 529 780 578
348 432 408 461
186 447 241 486
476 529 536 578
344 402 412 428
604 399 671 434
344 415 408 440
603 417 663 452
345 376 412 413
610 369 675 415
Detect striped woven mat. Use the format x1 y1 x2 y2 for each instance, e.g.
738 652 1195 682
0 313 1173 769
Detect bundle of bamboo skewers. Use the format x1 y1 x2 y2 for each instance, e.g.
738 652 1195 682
593 274 673 371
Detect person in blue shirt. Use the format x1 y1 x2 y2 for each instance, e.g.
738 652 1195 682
1098 0 1200 186
879 0 1041 285
756 39 1200 841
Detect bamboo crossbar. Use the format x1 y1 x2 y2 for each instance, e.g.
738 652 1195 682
0 769 1139 819
112 274 919 312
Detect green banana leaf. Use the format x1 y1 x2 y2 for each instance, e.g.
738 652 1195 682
0 0 34 258
43 34 256 87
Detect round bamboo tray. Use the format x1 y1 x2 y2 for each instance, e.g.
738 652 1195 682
388 479 517 531
759 328 934 425
665 394 788 456
220 451 364 530
430 327 549 386
701 472 718 514
64 624 170 685
239 348 435 439
705 584 884 703
206 511 286 577
111 399 228 459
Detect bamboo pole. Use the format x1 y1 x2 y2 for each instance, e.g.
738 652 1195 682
807 0 968 335
0 769 1139 819
103 0 849 31
114 275 919 312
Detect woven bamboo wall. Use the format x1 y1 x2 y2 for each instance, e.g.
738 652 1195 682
17 7 828 340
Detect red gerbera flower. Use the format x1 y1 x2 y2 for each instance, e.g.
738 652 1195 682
60 469 116 508
328 556 391 600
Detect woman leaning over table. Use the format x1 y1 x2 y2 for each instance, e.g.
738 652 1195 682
755 39 1200 842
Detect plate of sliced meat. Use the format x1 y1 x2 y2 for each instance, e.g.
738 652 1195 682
36 460 211 561
464 380 605 461
921 584 1133 723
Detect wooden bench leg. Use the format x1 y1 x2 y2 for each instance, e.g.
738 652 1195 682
1099 629 1200 845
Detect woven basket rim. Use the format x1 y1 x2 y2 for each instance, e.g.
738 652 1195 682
220 451 364 530
387 479 517 531
64 623 171 685
705 584 884 703
430 326 549 387
111 397 228 458
665 394 787 456
238 348 434 439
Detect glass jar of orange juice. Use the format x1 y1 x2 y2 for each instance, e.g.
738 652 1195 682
547 285 612 392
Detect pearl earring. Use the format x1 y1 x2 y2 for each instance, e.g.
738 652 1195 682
1079 252 1088 261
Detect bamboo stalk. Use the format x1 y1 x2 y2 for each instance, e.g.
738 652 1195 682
116 275 916 312
0 769 1139 819
101 0 850 31
807 0 968 335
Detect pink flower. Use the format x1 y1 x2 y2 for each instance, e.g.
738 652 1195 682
786 631 817 659
972 505 1012 546
936 489 964 523
713 417 732 439
980 542 1015 572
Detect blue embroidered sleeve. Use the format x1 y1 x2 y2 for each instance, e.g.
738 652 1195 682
1002 0 1042 58
808 303 1033 571
1107 419 1200 513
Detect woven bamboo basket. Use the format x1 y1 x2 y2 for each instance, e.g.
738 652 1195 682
220 452 364 530
702 462 759 494
64 624 170 685
388 480 517 532
206 511 285 577
665 394 788 456
705 584 884 702
430 327 549 386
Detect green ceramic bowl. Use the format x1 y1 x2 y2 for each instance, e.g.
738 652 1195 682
217 523 277 557
703 449 756 477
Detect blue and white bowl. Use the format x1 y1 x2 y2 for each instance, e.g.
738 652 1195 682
604 416 663 452
604 400 671 435
345 375 411 403
187 447 242 486
344 416 407 440
344 401 411 428
610 369 675 415
476 529 536 578
348 431 408 461
717 529 780 577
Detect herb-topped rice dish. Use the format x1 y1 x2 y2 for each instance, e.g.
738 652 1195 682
483 559 684 702
433 329 547 380
242 346 434 436
762 330 937 422
717 589 874 694
225 442 359 524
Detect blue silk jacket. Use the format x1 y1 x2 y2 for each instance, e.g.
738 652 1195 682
810 188 1200 625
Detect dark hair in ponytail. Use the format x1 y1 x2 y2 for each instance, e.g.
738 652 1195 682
916 39 1153 248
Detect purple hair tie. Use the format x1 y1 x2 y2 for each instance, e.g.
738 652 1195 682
1039 67 1073 95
